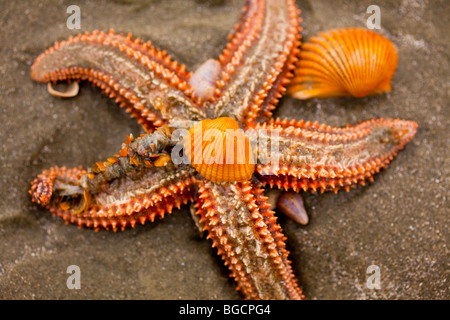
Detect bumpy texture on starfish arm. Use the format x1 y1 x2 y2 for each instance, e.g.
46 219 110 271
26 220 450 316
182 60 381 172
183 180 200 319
195 179 304 300
30 165 197 231
212 0 301 127
31 30 206 130
251 118 417 193
79 126 176 194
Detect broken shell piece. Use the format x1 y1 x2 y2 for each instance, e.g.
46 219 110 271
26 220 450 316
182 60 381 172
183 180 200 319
153 154 171 167
189 59 221 101
277 191 309 225
47 82 80 98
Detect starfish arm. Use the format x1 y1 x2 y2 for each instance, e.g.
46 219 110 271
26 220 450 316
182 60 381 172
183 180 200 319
78 126 176 194
212 0 301 127
30 165 196 232
195 178 304 300
249 118 418 193
31 30 205 131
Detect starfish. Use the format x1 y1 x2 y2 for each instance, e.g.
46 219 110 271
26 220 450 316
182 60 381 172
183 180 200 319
29 0 417 300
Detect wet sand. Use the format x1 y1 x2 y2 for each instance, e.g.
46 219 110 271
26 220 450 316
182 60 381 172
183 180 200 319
0 0 448 299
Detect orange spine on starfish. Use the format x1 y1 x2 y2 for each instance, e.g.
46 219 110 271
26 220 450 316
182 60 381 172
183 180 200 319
288 28 398 99
30 166 197 232
31 29 202 131
195 179 304 300
30 166 86 206
213 0 302 127
251 118 417 193
184 117 255 183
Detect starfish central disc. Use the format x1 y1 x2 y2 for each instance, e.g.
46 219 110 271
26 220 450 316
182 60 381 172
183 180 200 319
184 117 255 183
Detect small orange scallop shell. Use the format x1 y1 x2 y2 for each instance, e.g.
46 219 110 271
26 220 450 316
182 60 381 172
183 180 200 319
183 117 255 183
288 28 398 99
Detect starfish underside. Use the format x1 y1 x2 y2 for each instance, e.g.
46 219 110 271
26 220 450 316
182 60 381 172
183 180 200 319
29 0 417 300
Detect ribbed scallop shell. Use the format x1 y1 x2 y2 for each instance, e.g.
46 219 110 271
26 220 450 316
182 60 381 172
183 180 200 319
183 117 255 183
288 28 398 99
